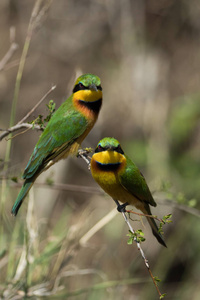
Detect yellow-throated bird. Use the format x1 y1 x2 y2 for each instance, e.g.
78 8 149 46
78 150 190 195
90 137 166 247
12 73 102 216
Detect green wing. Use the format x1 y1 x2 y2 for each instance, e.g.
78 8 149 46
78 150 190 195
119 156 157 207
23 96 87 179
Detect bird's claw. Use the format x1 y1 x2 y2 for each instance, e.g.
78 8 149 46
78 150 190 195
113 200 128 213
117 202 128 213
77 148 92 170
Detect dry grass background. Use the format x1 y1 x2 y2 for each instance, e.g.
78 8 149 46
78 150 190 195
0 0 200 299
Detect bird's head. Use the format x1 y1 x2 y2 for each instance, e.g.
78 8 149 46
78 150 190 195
93 138 125 166
73 73 102 102
95 137 124 154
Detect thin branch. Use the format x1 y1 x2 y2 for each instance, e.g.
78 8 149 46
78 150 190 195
3 59 20 71
158 198 200 218
10 181 103 195
120 208 164 298
77 149 93 170
126 209 164 223
80 208 118 246
0 123 41 141
0 85 56 141
18 85 56 125
121 210 149 266
0 27 18 71
4 0 51 165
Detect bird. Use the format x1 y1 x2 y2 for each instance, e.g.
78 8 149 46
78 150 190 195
11 73 103 216
90 137 167 247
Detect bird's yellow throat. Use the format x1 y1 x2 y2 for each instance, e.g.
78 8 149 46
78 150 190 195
93 150 125 166
74 89 102 103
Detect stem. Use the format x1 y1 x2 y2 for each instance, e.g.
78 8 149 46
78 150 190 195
5 0 43 164
114 199 164 298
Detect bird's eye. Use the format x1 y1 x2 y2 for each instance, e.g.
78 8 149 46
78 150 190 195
115 145 124 154
73 82 86 93
78 82 85 89
97 85 102 91
95 144 104 153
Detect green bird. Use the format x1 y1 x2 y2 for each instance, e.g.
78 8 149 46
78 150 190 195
90 137 166 247
12 73 102 216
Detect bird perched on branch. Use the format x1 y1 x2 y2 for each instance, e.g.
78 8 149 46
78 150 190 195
90 137 166 247
12 73 102 216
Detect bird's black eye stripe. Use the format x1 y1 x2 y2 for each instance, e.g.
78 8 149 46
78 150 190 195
95 144 124 154
95 144 104 153
114 145 124 154
97 85 102 91
73 83 102 93
73 82 87 93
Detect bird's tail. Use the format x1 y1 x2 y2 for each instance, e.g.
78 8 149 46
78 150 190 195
11 178 35 216
143 204 167 248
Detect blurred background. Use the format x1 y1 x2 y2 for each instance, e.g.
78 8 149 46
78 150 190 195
0 0 200 299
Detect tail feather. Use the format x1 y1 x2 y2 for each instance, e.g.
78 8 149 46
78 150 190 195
147 216 167 247
11 178 34 216
143 204 167 248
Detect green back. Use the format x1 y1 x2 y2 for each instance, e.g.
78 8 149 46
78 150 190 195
23 95 87 179
120 155 157 207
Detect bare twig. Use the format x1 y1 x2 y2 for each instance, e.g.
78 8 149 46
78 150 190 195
4 0 52 165
0 85 56 141
77 149 93 170
18 85 56 125
121 210 149 266
80 208 118 246
0 123 41 141
126 209 164 223
119 208 164 298
10 181 103 195
158 198 200 218
0 27 18 71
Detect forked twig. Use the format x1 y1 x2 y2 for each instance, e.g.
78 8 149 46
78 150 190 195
119 207 163 298
18 85 56 125
77 149 93 170
0 27 18 71
0 85 56 141
0 123 41 141
126 209 163 223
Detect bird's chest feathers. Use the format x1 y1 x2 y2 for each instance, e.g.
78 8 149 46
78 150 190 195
91 151 126 196
73 89 102 122
91 152 139 204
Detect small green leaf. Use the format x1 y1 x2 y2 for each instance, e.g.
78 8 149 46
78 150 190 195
11 177 18 183
127 237 133 245
83 147 93 153
154 276 161 282
127 230 146 244
188 199 197 207
176 192 186 204
164 214 172 220
44 100 56 123
162 214 173 224
137 229 144 237
46 177 54 186
158 224 164 234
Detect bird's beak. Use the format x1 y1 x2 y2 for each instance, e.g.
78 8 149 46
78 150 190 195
89 83 98 91
107 146 113 151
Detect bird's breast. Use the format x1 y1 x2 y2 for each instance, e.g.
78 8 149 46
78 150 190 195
91 151 127 198
73 89 102 121
90 152 142 206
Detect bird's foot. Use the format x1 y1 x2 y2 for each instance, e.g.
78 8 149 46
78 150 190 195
114 200 128 213
77 148 93 157
77 148 93 170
